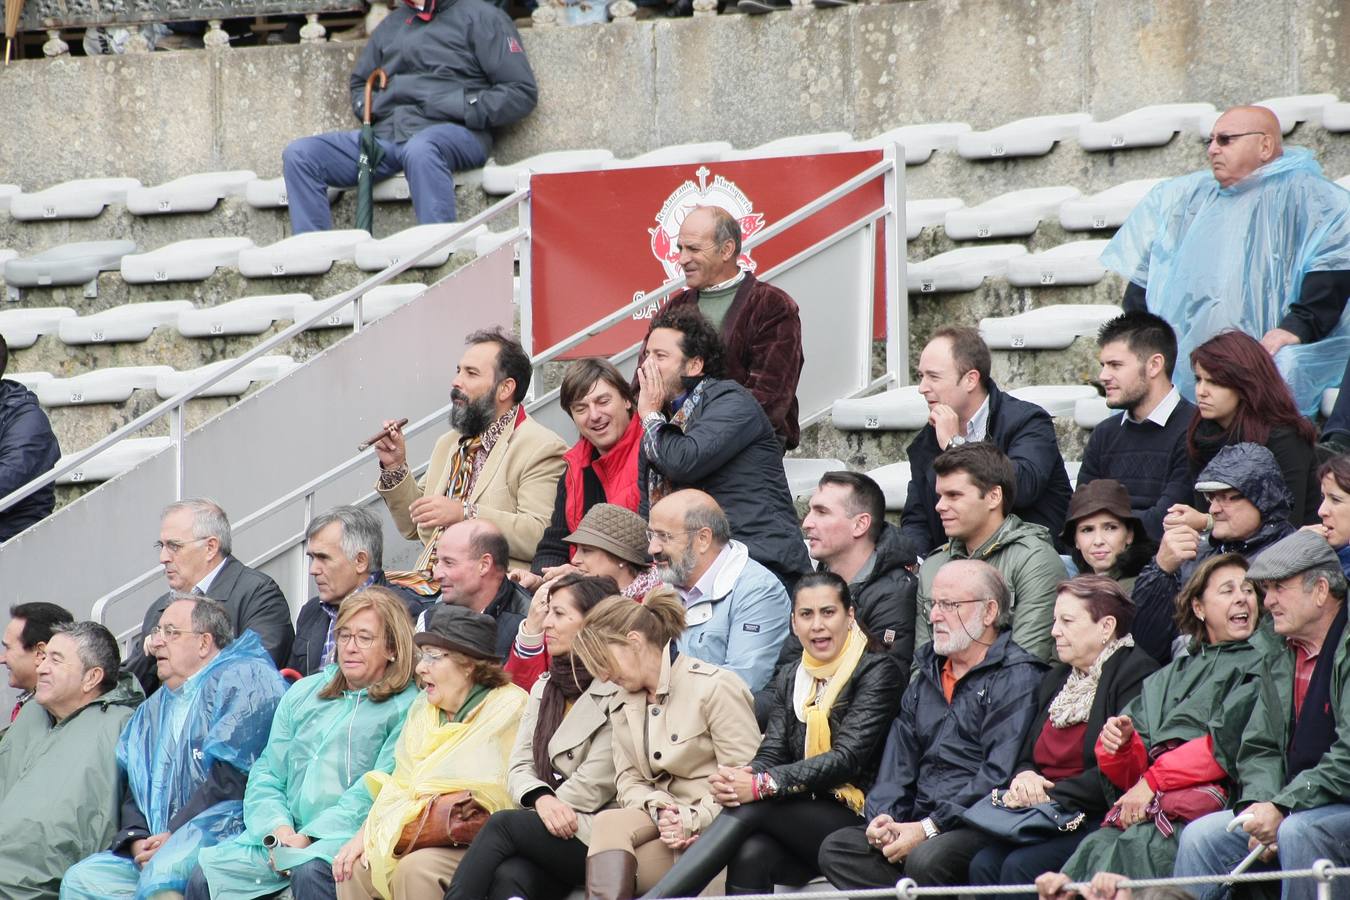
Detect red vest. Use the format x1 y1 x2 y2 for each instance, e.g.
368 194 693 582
562 414 643 548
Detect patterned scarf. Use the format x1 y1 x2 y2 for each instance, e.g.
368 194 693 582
643 379 708 507
1046 635 1134 728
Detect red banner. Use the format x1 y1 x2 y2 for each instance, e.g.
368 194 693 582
528 150 888 357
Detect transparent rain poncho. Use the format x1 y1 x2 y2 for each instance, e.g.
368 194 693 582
1102 147 1350 415
60 631 287 900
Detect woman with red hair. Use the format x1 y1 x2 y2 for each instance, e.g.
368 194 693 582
1185 330 1318 523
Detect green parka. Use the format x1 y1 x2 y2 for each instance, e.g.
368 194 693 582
0 673 143 900
1062 625 1283 880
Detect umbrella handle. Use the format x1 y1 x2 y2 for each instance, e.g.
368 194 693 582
363 67 388 125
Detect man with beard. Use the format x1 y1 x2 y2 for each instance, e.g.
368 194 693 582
375 327 568 572
817 560 1046 891
646 489 790 692
1076 312 1196 541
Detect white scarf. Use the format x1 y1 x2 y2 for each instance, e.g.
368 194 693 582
1045 635 1134 728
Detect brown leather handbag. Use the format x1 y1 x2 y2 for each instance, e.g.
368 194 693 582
393 791 490 856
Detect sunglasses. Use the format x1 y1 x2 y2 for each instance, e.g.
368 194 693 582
1202 131 1264 147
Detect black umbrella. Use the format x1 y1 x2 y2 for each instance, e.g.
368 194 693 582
357 67 389 234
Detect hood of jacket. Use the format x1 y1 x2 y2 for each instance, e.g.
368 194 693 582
1196 442 1293 528
60 671 144 727
868 522 918 579
0 378 40 414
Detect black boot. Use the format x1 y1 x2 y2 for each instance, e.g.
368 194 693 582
642 811 755 899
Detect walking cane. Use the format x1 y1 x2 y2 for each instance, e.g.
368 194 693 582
1224 812 1269 884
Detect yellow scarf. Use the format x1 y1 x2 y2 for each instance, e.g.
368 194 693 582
799 622 868 814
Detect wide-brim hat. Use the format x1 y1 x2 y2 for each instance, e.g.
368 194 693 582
415 604 499 660
1061 478 1143 545
565 503 650 568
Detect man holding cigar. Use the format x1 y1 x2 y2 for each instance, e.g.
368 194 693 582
374 327 567 572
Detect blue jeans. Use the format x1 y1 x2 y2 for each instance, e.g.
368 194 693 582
1174 805 1350 900
281 123 487 233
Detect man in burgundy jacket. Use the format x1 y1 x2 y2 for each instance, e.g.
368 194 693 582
636 205 805 451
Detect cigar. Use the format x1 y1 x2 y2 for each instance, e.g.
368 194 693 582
359 418 409 451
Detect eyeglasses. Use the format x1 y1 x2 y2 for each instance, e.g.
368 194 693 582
1202 131 1264 147
417 649 449 665
153 537 210 555
1203 490 1246 508
645 528 698 544
932 598 989 615
335 629 378 649
149 624 202 641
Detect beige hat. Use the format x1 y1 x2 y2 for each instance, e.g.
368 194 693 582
565 503 650 568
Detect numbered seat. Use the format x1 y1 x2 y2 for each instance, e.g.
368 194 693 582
121 237 255 284
1005 240 1112 288
907 245 1027 293
1076 103 1216 151
782 457 847 498
944 186 1081 240
0 307 77 348
290 283 428 330
980 303 1121 350
237 230 369 278
725 132 854 160
56 436 173 485
604 142 733 170
906 198 965 239
481 150 615 194
58 301 195 345
1008 384 1098 418
1074 395 1114 429
1194 94 1339 136
1324 102 1350 132
1338 175 1350 191
176 293 309 338
125 170 257 216
474 228 523 257
0 185 20 213
851 123 972 165
9 177 141 221
243 177 341 209
354 223 487 271
864 461 912 510
1325 388 1341 419
1059 178 1165 231
155 355 299 399
372 175 411 202
831 385 928 431
3 240 137 288
956 113 1093 160
34 366 174 406
6 372 54 390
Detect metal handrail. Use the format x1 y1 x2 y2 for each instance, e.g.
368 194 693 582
0 188 530 515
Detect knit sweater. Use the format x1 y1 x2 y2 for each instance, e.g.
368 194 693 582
1077 397 1196 541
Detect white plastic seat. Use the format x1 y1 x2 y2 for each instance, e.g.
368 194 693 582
1324 102 1350 132
944 186 1081 240
474 228 523 257
851 123 972 165
956 114 1093 160
783 457 846 498
243 177 340 209
1005 241 1113 288
980 303 1121 349
831 385 928 431
725 132 854 161
7 371 54 390
0 248 14 268
372 175 410 202
56 436 172 485
1076 103 1216 151
0 307 77 348
1325 388 1340 419
35 366 174 406
604 142 733 170
1059 178 1165 231
3 240 137 288
1074 395 1114 429
907 245 1027 294
1065 461 1082 485
176 293 310 338
354 223 487 271
125 170 257 215
0 185 20 213
1337 176 1350 191
1193 95 1340 137
290 283 428 330
8 177 141 221
1008 384 1098 418
237 230 369 278
59 301 195 345
906 198 965 240
121 237 254 284
481 150 615 195
865 461 912 510
155 355 299 399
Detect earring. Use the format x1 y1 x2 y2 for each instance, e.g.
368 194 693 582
388 656 395 662
1101 637 1107 645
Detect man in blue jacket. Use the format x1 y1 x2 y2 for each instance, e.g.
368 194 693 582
281 0 538 233
0 335 60 543
817 559 1046 889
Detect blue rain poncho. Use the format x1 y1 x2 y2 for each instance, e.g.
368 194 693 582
1102 146 1350 414
194 668 418 900
60 631 286 900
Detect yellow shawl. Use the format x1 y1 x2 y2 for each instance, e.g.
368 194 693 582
799 622 868 813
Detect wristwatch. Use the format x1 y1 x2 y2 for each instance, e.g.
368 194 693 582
920 817 940 840
946 435 968 450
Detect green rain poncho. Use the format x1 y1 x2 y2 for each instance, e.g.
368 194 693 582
194 667 418 900
1062 625 1282 881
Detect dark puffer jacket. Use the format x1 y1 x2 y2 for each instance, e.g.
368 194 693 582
1131 442 1296 663
0 379 60 543
752 652 903 798
838 523 919 672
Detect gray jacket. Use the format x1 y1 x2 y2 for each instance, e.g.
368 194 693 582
350 0 538 150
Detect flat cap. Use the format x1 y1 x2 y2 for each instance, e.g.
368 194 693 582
1246 529 1341 582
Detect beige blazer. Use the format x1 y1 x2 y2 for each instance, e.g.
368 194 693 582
507 673 621 845
378 414 568 571
609 647 762 836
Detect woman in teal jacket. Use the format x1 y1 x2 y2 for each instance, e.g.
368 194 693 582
187 587 419 900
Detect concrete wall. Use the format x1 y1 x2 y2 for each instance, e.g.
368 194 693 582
0 0 1344 188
